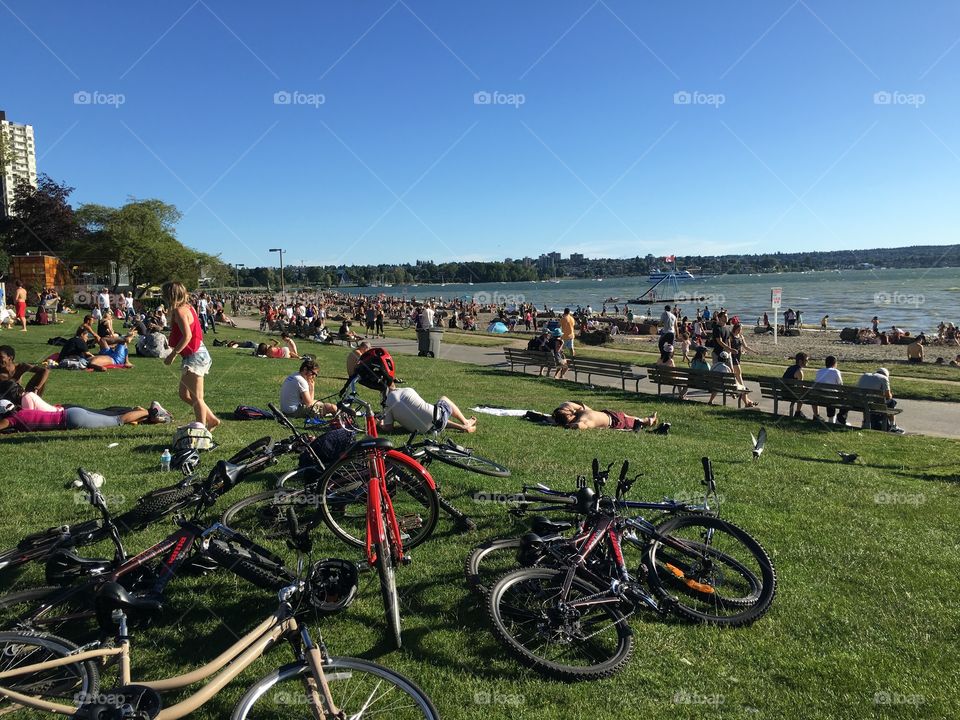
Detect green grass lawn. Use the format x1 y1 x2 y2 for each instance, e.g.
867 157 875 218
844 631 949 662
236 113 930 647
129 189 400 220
1 322 958 719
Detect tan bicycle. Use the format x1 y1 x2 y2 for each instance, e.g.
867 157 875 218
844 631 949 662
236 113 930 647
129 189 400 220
0 524 438 719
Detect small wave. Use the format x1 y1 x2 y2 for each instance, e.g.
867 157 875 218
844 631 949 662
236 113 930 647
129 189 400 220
945 287 960 292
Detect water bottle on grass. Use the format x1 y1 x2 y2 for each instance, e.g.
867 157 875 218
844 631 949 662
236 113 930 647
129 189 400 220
160 449 172 472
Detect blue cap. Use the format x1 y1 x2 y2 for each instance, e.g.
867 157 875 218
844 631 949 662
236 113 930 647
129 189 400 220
550 328 562 337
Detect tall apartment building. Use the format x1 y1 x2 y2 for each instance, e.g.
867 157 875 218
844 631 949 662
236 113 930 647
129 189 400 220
0 110 38 218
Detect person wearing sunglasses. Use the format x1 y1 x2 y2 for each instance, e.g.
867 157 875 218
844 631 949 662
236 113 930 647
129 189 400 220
279 358 337 418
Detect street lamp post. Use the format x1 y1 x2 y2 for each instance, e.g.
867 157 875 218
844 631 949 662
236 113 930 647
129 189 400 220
269 248 286 297
235 263 245 292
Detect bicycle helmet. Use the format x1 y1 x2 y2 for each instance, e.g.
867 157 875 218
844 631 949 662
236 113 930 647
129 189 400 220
354 347 396 391
307 558 358 615
171 448 200 476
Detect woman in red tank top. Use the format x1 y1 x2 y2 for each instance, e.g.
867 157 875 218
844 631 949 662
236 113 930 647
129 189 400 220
162 281 219 429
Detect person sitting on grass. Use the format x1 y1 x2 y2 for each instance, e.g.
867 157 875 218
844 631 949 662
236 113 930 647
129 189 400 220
279 358 338 419
380 380 477 434
0 345 49 397
0 395 172 435
710 351 759 407
551 401 658 431
93 329 136 369
346 341 370 376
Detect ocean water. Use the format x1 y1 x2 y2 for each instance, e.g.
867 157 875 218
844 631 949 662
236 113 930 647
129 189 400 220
361 267 959 332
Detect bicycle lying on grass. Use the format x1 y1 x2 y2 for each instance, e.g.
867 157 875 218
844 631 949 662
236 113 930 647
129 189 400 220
0 507 439 719
471 458 777 680
0 422 314 588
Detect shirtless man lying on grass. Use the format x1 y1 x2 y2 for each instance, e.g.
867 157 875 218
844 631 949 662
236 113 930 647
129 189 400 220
551 401 657 431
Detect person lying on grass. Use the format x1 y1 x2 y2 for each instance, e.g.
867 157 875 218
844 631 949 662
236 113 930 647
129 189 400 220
551 401 657 431
0 394 172 435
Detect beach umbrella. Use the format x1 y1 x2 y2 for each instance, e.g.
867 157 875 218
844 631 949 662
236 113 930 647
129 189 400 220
487 321 508 333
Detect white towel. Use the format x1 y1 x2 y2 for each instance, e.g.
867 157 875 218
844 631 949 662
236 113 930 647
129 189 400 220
470 406 529 417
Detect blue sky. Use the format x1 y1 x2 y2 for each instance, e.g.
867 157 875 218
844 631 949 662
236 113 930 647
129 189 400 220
3 1 959 267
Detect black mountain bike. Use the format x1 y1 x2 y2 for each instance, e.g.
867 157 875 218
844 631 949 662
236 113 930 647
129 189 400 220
478 458 777 681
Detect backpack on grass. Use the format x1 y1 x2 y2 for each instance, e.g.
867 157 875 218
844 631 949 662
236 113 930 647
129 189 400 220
172 424 216 451
233 405 275 421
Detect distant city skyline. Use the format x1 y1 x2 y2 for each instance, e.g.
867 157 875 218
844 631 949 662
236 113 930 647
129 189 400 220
3 1 960 267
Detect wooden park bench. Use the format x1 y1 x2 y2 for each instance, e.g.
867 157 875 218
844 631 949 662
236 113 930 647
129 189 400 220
502 347 559 376
757 378 902 429
647 365 744 407
567 357 647 392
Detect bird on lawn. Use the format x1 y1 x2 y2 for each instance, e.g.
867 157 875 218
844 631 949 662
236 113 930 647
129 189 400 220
838 452 859 464
751 427 767 459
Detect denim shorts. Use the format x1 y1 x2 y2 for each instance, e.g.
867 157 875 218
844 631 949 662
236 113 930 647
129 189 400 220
435 398 453 431
182 345 212 376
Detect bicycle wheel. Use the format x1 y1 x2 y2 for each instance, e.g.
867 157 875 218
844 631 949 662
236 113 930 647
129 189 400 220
464 537 523 594
0 585 100 639
205 538 294 592
373 535 403 649
232 657 438 719
221 489 320 555
487 567 634 681
114 485 197 532
646 515 777 626
423 442 511 477
319 453 438 550
0 631 99 712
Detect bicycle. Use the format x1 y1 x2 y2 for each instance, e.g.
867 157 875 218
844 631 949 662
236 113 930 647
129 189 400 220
0 469 296 643
481 458 777 681
0 425 310 587
0 510 438 719
223 387 437 648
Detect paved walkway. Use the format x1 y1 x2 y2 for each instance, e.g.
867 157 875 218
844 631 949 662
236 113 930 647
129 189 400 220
232 317 960 439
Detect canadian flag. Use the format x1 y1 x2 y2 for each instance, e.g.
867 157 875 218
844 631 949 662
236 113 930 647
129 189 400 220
664 254 675 263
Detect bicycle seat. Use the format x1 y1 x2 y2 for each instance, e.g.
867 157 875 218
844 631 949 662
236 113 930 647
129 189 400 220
532 516 573 534
213 460 244 486
346 436 394 453
95 581 163 616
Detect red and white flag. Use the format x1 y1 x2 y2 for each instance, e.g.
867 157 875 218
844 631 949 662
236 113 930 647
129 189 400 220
664 254 675 263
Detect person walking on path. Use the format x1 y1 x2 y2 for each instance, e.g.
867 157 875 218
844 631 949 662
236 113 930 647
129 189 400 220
162 282 219 430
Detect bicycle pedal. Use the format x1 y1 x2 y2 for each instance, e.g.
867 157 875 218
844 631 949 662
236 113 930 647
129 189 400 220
400 554 412 566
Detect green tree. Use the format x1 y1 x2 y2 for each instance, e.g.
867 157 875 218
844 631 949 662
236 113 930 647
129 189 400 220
0 175 85 256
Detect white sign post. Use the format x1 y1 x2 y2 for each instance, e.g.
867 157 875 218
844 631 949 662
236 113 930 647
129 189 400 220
771 287 782 345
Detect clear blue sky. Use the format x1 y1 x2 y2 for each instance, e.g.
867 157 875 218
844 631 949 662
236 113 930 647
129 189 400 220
3 1 959 267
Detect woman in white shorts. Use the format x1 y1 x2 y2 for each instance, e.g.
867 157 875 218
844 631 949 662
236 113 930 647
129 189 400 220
162 281 219 430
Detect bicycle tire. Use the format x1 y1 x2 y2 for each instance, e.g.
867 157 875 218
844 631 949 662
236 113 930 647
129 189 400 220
375 537 402 649
487 567 634 681
206 538 294 592
646 515 777 626
232 657 438 719
0 631 100 712
114 485 198 532
464 537 523 594
318 452 438 551
423 443 511 477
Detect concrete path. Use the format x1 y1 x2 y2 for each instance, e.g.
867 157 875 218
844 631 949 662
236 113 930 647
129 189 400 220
231 317 960 439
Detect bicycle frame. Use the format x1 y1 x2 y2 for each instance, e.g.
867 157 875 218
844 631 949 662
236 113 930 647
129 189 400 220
0 599 340 719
